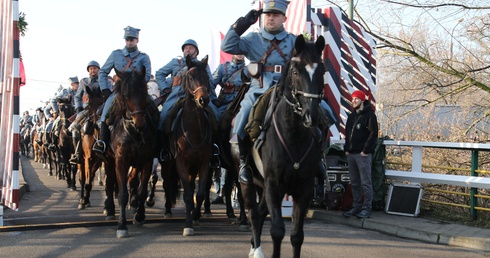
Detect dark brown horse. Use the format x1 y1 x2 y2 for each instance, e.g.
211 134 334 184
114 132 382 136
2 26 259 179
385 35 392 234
162 55 213 236
245 36 326 258
77 87 105 210
56 101 77 190
103 68 158 238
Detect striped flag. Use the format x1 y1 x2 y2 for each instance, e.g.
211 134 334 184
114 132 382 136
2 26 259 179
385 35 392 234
209 27 233 72
284 0 307 35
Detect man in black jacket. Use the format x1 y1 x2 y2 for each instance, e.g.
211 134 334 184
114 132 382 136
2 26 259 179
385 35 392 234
343 90 378 218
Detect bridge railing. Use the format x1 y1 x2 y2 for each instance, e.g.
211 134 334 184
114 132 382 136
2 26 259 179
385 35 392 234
331 139 490 218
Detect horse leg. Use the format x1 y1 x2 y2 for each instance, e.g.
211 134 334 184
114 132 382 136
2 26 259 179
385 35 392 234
241 180 264 256
78 161 87 210
162 161 177 218
146 158 159 207
69 164 77 191
203 168 213 216
116 163 130 238
223 168 237 220
265 180 286 258
103 160 116 219
234 177 250 232
290 187 313 258
181 176 196 236
128 167 139 213
193 164 211 223
134 163 152 227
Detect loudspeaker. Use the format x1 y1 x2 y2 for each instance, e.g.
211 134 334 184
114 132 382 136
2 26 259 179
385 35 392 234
385 183 423 217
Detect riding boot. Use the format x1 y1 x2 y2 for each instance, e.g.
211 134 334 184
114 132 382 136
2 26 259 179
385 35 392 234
159 130 171 162
36 132 43 145
93 121 108 154
238 136 252 184
47 133 56 151
210 143 221 169
69 130 81 165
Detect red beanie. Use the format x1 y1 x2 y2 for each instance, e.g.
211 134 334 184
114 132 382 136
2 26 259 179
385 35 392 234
351 90 366 101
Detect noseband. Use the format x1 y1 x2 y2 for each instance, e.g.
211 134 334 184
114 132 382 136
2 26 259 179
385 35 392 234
284 57 324 115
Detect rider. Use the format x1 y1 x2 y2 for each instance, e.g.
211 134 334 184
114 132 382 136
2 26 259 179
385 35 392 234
44 87 70 151
222 0 334 184
93 26 152 154
68 61 101 164
20 110 33 142
210 54 248 204
155 39 220 164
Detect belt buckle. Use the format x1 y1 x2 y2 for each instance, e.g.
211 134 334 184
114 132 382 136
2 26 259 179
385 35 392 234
274 65 282 73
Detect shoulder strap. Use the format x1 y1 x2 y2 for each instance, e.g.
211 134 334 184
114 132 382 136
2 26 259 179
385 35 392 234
123 53 141 72
259 39 288 64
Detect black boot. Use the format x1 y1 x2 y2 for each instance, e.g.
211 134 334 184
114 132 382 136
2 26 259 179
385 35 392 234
238 137 252 184
211 143 221 169
47 133 56 151
158 130 171 162
69 130 81 165
93 121 108 154
36 132 43 145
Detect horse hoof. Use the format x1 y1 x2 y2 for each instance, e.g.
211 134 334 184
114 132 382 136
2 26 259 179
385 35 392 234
239 224 250 232
70 187 77 191
164 213 173 219
183 228 194 236
133 214 144 227
146 198 155 207
86 203 91 208
253 246 264 258
106 215 116 220
116 230 129 238
78 204 85 210
192 220 200 226
43 164 47 169
203 212 212 218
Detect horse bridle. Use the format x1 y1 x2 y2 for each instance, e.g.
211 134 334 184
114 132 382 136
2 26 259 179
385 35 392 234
182 68 209 107
283 57 324 115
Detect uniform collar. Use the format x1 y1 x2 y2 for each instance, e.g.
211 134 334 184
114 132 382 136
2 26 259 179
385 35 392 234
260 27 288 41
122 47 140 57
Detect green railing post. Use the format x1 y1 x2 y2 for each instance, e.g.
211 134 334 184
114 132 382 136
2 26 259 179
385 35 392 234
470 150 479 220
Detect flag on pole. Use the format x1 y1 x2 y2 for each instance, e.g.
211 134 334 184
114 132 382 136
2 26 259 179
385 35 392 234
284 0 307 35
209 27 233 72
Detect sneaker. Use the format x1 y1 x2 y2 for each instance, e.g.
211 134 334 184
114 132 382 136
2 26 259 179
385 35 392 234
211 196 224 204
356 209 371 219
342 207 361 217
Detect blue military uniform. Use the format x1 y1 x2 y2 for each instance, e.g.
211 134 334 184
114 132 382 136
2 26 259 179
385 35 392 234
211 58 247 117
155 39 219 131
221 21 296 139
98 26 152 124
94 26 152 154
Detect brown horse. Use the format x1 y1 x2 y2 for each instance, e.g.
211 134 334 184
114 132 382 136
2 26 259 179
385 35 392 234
103 68 158 238
56 101 77 190
162 55 213 236
77 87 105 210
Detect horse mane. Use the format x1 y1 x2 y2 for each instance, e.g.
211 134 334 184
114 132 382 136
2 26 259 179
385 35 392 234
112 69 148 117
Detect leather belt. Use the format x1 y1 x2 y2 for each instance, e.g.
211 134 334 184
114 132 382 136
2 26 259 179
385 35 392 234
263 65 283 73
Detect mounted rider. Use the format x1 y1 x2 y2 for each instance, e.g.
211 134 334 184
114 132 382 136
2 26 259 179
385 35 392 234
68 61 101 164
93 26 152 155
221 0 334 184
155 39 221 165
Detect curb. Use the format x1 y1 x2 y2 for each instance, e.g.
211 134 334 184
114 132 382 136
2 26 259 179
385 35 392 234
307 209 490 252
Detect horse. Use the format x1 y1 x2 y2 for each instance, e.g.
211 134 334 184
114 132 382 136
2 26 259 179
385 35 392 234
103 68 158 238
20 123 32 157
244 35 326 258
56 100 77 190
77 86 105 210
161 55 213 236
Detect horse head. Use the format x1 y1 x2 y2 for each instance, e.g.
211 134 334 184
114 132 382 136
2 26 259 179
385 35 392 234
182 55 210 109
114 68 148 129
85 86 105 115
283 35 325 128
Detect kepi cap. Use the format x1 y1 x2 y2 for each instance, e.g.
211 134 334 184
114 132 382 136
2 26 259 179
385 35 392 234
351 90 366 101
263 0 290 15
68 76 79 84
124 26 140 39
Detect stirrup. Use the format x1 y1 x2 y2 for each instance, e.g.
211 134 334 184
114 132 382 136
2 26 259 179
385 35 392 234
93 140 106 154
69 154 79 165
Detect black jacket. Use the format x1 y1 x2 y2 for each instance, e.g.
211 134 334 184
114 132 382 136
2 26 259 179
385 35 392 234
344 101 378 154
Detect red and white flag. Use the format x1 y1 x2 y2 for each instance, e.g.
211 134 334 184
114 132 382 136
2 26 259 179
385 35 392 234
209 27 233 72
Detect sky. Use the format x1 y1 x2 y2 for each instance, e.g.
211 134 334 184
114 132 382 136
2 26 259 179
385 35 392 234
18 0 260 113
